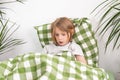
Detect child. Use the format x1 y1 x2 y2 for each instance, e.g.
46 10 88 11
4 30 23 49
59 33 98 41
43 17 87 64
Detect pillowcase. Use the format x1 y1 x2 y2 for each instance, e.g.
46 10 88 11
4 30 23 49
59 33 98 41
34 17 99 67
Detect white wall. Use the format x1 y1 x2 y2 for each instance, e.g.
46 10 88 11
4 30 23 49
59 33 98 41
0 0 120 79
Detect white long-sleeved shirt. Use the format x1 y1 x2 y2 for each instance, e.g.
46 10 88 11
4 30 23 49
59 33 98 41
43 42 84 56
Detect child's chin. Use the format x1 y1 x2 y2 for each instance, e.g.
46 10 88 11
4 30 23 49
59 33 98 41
58 43 65 46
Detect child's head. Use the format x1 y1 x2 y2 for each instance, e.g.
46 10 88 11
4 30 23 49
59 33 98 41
51 17 75 46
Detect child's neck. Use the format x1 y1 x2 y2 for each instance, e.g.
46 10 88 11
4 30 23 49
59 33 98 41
57 42 71 46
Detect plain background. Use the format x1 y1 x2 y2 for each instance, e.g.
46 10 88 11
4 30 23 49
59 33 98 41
0 0 120 79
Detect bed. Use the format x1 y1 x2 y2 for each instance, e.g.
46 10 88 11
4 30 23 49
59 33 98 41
0 17 113 80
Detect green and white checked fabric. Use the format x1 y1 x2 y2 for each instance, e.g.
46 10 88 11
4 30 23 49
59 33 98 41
0 52 110 80
34 18 99 67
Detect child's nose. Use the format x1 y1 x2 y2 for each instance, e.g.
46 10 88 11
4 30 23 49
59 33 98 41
58 35 62 39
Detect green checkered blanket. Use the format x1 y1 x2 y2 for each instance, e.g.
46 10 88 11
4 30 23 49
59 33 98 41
0 52 110 80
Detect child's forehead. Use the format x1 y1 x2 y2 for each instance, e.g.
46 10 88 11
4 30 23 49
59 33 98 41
55 27 64 31
55 28 67 33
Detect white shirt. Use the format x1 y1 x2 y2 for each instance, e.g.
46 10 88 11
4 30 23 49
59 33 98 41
43 42 84 56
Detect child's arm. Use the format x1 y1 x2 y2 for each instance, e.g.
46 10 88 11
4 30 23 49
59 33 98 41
75 55 87 65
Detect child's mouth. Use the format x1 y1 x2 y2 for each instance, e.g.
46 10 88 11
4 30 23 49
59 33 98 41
59 41 63 44
58 41 64 45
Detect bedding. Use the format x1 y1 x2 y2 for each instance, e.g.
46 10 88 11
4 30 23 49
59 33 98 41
0 17 112 80
0 52 110 80
34 18 99 67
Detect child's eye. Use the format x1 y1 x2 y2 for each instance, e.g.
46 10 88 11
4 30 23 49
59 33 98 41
62 34 65 36
55 34 59 36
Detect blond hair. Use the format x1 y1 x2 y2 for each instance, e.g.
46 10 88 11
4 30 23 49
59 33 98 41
51 17 75 45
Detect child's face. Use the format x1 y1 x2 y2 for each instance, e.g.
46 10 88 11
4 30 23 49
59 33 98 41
54 27 70 46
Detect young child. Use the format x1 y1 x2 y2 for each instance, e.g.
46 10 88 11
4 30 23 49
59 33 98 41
43 17 87 64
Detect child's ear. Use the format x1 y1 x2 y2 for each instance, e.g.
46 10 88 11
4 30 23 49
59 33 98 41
71 29 75 36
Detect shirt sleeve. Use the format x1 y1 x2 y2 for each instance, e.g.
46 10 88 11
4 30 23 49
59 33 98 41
42 45 48 54
42 43 55 54
71 42 84 56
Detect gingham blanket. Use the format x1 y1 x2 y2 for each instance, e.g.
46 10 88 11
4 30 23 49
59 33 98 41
0 52 109 80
